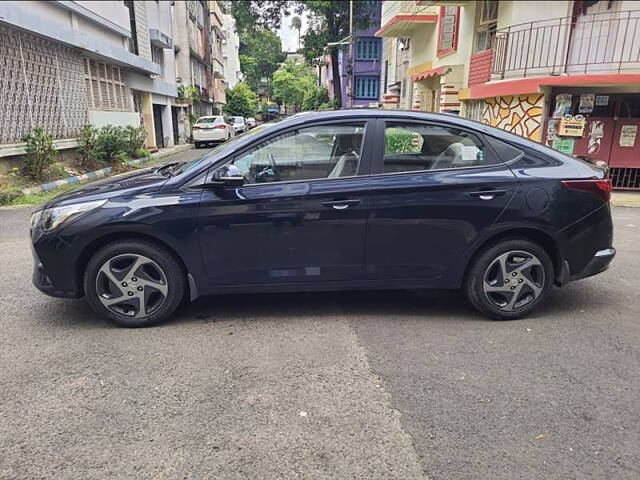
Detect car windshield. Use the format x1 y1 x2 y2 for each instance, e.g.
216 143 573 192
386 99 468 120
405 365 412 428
196 117 219 124
170 121 280 176
231 117 243 123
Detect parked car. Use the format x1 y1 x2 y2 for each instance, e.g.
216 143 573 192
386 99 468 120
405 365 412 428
228 116 246 135
31 110 615 327
246 117 256 129
192 116 231 148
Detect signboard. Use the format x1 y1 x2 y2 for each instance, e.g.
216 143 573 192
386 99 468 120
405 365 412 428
595 95 609 106
552 138 575 155
579 94 595 113
620 125 638 147
553 94 573 118
546 119 560 146
558 115 586 137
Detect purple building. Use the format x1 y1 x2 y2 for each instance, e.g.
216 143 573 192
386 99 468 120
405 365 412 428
327 1 382 108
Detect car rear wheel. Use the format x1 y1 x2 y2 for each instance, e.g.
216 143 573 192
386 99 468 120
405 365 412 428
465 239 554 320
84 240 185 327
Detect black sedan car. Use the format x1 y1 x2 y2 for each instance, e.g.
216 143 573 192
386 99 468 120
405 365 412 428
31 110 615 327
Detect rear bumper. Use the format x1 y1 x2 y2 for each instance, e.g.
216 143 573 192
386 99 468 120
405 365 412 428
571 247 615 281
193 129 227 142
558 247 615 285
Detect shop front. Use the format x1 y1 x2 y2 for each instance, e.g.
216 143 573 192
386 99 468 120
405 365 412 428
544 91 640 190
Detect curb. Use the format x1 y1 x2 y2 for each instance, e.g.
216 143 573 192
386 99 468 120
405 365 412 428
21 144 193 196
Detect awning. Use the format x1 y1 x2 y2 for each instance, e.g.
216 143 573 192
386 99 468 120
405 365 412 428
411 66 450 82
375 14 438 38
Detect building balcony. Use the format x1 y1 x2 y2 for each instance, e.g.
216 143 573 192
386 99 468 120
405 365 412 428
491 10 640 80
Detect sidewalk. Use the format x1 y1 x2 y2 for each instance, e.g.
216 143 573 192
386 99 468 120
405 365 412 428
611 191 640 207
21 143 193 196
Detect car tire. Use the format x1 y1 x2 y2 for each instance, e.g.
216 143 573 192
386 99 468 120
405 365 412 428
83 239 186 327
194 142 201 149
464 238 554 320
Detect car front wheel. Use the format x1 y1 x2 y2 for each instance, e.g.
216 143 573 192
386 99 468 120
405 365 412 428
84 240 185 327
464 239 554 320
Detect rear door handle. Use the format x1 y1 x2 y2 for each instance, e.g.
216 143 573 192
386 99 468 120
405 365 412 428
322 199 361 210
469 189 507 200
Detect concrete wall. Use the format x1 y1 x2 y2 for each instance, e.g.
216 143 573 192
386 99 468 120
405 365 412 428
75 0 131 31
88 111 140 128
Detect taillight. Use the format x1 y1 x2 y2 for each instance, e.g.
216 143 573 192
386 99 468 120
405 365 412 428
192 125 201 130
561 178 612 202
213 124 226 129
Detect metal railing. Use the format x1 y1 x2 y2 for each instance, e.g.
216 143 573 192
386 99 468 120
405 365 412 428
492 10 640 79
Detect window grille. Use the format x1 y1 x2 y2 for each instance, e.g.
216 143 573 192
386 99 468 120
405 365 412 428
356 38 381 61
355 77 379 99
84 58 131 111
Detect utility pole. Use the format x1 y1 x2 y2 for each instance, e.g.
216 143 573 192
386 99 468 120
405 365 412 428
348 0 353 108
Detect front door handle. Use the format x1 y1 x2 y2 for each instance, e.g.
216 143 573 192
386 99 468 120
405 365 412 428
322 199 361 210
469 189 507 200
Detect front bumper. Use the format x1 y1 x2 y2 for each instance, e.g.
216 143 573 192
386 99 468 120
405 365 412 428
32 245 82 298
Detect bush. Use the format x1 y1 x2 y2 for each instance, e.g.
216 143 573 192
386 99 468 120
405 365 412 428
48 162 69 179
134 148 150 159
385 128 423 154
77 124 98 167
124 125 147 157
96 125 128 165
23 127 56 179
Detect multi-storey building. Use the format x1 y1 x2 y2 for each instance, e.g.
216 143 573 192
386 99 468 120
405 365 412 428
0 0 176 162
210 1 227 115
461 0 640 189
378 0 640 190
222 13 242 89
126 0 178 149
173 0 214 120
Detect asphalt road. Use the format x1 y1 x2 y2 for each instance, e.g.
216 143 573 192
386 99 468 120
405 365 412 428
1 147 639 479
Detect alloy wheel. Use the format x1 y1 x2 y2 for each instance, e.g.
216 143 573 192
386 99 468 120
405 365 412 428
482 250 545 311
95 254 168 318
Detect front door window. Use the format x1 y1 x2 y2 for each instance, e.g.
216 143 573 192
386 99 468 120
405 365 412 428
228 123 366 184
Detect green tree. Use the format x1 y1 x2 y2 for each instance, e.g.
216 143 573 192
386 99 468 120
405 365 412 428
302 85 330 111
224 83 258 117
228 0 292 36
272 62 316 111
238 29 286 95
290 15 302 51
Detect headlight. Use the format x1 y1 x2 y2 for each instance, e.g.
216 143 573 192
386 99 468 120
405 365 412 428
31 200 106 232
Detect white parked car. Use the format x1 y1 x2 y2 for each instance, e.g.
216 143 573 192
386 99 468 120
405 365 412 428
228 116 247 135
192 116 231 148
246 117 256 129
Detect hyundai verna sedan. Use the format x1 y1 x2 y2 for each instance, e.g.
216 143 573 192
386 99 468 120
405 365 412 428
31 110 615 327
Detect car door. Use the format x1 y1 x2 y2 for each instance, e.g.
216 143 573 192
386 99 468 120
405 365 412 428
365 119 518 284
198 120 371 286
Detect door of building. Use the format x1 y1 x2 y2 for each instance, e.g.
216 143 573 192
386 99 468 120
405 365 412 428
152 104 164 149
171 106 179 144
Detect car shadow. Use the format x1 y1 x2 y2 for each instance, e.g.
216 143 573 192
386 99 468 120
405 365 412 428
42 282 609 330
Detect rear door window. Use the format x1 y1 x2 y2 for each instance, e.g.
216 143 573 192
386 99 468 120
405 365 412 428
383 122 500 173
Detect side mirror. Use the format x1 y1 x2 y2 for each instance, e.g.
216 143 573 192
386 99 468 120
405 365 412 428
208 164 244 188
